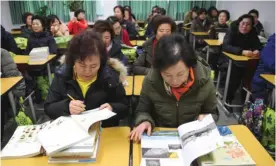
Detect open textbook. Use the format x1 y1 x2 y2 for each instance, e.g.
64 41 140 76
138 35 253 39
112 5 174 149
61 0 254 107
140 114 221 166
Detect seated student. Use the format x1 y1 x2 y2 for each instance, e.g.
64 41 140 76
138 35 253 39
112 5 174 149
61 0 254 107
183 6 199 25
222 14 262 105
25 15 57 54
248 9 264 36
106 16 133 47
251 33 275 100
146 6 160 24
133 15 176 75
1 26 20 54
145 8 160 38
190 8 212 45
207 6 218 24
114 5 137 40
159 8 166 15
44 30 128 127
130 34 218 140
124 5 136 20
47 15 69 37
93 20 128 65
68 9 88 35
21 12 33 38
124 8 136 23
208 10 230 39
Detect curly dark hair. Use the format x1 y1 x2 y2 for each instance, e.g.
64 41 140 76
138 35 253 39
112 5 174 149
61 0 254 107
207 6 218 17
154 34 197 70
32 15 46 28
74 9 85 18
47 14 61 27
248 9 259 18
93 20 115 39
153 15 176 35
237 14 255 27
106 16 120 25
218 10 230 21
198 8 207 15
66 30 108 73
113 5 125 17
22 12 33 24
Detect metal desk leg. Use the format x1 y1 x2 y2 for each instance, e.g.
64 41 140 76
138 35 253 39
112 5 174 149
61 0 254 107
206 46 210 63
193 35 196 50
223 59 232 103
28 96 36 123
8 91 17 117
47 63 52 85
184 29 187 37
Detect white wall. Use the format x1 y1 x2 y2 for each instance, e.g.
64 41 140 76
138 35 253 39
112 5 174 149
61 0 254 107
216 1 275 36
97 0 118 20
1 1 16 31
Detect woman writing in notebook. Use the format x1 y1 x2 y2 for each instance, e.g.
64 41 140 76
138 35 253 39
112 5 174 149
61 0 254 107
130 34 218 141
44 30 128 127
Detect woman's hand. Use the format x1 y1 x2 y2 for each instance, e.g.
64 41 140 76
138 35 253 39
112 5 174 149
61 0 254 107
99 103 113 111
242 50 254 57
197 114 208 121
69 100 86 115
252 50 260 58
129 121 152 142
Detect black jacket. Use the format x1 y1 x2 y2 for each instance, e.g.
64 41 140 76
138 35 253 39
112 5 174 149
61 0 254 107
25 31 57 54
1 26 20 54
209 23 229 39
45 64 128 127
255 21 264 35
108 40 128 65
120 19 137 40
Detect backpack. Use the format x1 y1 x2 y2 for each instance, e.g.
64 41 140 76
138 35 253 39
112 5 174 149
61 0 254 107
261 107 275 157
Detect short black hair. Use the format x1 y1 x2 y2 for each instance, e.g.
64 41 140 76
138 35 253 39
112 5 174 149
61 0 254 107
94 20 115 39
160 8 166 15
32 15 46 28
124 5 132 12
218 10 230 21
248 9 259 18
47 14 61 27
208 6 218 16
153 15 176 35
192 6 199 11
113 5 125 17
22 12 33 24
198 8 207 15
237 14 255 27
106 16 120 25
152 5 159 10
74 9 85 17
66 30 107 73
154 34 197 70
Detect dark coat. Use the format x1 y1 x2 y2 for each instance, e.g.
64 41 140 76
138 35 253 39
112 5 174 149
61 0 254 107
251 34 275 99
208 23 229 39
255 21 264 35
25 31 57 55
21 25 32 38
108 40 128 65
133 37 154 75
45 63 128 127
120 19 137 40
1 26 20 54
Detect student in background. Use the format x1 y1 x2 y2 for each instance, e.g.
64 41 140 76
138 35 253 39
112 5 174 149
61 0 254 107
124 5 136 20
114 5 137 40
222 14 262 105
130 34 218 140
207 6 218 24
248 9 264 36
133 15 176 75
106 16 133 47
208 10 230 39
145 7 161 38
147 6 160 23
124 8 136 23
159 8 166 15
44 30 128 127
1 26 20 54
93 20 128 65
183 6 199 25
21 12 33 38
68 9 88 35
25 15 57 54
251 33 275 100
47 15 69 37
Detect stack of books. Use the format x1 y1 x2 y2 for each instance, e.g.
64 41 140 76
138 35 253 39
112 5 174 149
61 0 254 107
29 47 49 63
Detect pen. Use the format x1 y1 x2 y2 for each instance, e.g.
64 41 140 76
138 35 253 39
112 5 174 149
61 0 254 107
67 94 75 101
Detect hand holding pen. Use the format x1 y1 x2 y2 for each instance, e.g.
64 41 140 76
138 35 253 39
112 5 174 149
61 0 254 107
67 94 86 115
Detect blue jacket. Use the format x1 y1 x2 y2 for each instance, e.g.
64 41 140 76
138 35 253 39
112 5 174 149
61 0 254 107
251 34 275 99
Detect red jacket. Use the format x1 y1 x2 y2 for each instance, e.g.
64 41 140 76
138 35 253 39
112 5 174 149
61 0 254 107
68 19 88 35
121 29 133 46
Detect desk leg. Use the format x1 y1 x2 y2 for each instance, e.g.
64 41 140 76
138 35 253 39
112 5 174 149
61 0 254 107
8 91 17 117
206 46 210 63
193 35 196 50
28 96 36 123
184 29 187 37
47 63 52 85
223 59 232 103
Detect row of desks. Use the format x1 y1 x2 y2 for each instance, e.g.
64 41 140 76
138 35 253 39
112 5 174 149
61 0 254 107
125 75 144 96
1 125 274 166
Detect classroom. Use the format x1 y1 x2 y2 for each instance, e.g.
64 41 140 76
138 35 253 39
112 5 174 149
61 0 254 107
0 0 275 165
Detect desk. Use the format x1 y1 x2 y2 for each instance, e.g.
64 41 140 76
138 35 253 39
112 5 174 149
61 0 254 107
204 39 222 63
191 32 209 49
183 27 190 37
125 76 134 96
260 74 275 86
133 125 274 166
134 76 145 96
130 40 146 47
10 30 22 35
14 55 56 85
2 127 130 166
1 76 23 116
222 52 259 109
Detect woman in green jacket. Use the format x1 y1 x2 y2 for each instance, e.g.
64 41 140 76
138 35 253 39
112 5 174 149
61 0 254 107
130 34 218 141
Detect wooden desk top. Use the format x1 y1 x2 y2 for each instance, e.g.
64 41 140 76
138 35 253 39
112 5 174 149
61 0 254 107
183 27 191 30
14 55 56 65
125 76 134 96
191 32 209 36
133 125 274 166
260 74 275 86
2 127 130 166
134 75 145 96
204 39 222 46
130 40 146 46
10 31 22 35
223 52 259 61
1 76 23 95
